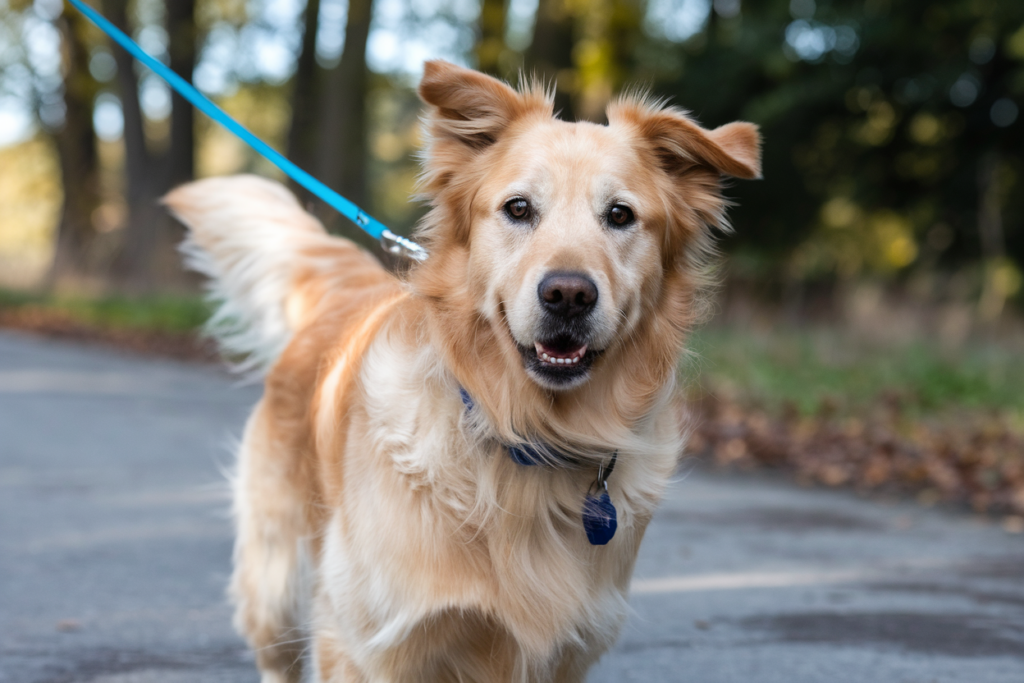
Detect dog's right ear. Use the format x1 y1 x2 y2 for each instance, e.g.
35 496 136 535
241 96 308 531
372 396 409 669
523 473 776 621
418 60 551 154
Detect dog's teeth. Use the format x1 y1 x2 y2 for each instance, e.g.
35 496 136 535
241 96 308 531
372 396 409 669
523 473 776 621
536 344 590 367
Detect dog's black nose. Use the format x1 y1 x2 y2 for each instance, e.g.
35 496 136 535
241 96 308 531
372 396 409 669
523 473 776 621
538 272 598 318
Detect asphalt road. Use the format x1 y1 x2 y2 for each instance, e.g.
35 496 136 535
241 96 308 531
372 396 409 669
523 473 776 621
2 331 1022 683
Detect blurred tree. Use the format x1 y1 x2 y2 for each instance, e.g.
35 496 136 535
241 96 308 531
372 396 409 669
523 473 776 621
48 4 103 286
522 0 646 121
108 0 197 289
525 0 575 118
573 0 646 120
284 0 375 231
286 0 321 205
476 0 506 76
165 0 196 187
315 0 374 227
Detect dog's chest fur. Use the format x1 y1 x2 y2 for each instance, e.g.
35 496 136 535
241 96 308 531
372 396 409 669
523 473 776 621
168 61 761 681
295 303 677 677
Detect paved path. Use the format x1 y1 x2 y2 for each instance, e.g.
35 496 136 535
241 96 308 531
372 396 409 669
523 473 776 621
2 331 1022 683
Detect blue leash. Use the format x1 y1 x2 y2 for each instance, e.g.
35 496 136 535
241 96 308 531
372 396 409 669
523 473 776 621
67 0 427 262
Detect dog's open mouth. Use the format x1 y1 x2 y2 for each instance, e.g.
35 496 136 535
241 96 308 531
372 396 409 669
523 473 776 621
519 334 600 386
535 340 587 365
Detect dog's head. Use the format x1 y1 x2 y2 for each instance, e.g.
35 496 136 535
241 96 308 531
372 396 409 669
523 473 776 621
413 60 760 401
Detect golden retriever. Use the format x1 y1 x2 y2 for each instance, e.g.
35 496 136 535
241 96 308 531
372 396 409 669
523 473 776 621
164 60 760 683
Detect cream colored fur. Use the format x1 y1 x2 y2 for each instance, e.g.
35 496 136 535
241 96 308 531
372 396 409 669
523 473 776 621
171 175 344 375
164 61 760 683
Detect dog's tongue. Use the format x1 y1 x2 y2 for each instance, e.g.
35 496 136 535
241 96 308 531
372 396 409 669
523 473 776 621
535 341 587 364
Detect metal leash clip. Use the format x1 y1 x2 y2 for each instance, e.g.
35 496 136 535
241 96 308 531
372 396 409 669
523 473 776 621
583 451 618 545
595 451 618 494
381 229 429 262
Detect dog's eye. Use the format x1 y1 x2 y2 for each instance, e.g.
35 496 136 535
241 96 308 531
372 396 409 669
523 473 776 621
504 198 531 221
607 205 635 227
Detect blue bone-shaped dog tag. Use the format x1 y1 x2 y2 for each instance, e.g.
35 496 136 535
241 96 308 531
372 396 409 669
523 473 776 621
582 491 617 545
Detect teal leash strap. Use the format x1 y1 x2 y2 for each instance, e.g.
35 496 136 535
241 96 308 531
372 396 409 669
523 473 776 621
67 0 427 262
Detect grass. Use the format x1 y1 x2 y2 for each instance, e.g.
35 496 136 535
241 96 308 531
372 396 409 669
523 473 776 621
685 325 1024 417
0 288 210 333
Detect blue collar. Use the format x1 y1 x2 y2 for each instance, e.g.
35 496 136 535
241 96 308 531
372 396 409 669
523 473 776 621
459 388 574 466
459 387 618 545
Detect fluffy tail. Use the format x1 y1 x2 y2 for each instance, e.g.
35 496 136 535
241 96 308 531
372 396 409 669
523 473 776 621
164 175 388 375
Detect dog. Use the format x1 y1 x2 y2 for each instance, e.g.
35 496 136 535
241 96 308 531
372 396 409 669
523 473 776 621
164 60 760 683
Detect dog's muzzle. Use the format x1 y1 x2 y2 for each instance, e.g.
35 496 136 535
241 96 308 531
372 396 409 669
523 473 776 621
519 271 602 387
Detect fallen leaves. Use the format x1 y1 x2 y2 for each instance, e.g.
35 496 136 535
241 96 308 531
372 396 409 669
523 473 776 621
687 392 1024 515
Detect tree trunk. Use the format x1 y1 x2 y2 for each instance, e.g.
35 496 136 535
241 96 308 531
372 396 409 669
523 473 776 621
165 0 196 187
108 0 197 289
150 0 196 285
48 8 102 288
106 0 157 286
524 0 575 119
477 0 507 76
977 153 1009 321
287 0 323 207
315 0 374 230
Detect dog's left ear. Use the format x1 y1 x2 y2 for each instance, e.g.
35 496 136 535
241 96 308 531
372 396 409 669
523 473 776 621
611 101 762 180
418 60 552 153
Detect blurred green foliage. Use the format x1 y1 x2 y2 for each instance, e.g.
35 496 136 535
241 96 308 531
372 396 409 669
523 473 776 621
634 1 1024 289
0 288 209 332
688 325 1024 416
